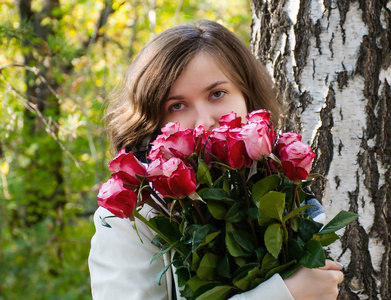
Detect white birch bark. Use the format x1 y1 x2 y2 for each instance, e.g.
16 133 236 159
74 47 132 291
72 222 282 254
251 0 391 298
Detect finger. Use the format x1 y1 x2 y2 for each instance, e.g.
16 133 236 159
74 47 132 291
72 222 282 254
332 270 345 284
319 260 344 271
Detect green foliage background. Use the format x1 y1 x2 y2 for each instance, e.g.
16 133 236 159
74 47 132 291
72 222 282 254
0 1 250 299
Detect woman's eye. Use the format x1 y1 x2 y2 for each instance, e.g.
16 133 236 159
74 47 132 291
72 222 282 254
211 90 225 100
169 102 184 111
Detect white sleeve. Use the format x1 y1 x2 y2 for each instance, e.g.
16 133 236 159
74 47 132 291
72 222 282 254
88 206 172 300
228 274 294 300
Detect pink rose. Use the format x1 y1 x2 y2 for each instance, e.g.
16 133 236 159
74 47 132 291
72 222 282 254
219 112 242 128
276 132 302 151
278 141 316 181
149 122 196 160
246 109 271 123
147 157 197 197
108 149 146 185
226 128 251 169
240 121 274 160
97 175 138 218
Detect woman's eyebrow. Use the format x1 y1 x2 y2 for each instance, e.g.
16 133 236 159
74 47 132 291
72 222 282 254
166 94 184 101
204 80 228 92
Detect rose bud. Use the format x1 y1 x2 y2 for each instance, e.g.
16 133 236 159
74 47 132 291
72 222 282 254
278 141 316 181
97 175 138 218
147 157 197 198
108 149 146 185
149 122 196 161
276 132 302 152
219 111 242 128
240 121 274 160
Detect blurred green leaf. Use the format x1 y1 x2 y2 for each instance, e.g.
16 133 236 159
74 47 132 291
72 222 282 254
265 223 283 258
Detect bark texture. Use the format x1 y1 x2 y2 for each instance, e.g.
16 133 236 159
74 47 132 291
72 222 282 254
251 0 391 299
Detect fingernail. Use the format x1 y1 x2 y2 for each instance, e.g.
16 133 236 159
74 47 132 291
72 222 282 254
336 262 345 270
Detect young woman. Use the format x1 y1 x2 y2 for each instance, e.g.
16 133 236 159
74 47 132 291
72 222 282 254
89 19 343 300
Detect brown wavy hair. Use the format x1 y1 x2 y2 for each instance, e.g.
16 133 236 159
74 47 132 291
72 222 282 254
106 19 280 153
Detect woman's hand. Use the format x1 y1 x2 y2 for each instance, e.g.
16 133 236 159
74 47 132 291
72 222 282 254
284 260 344 300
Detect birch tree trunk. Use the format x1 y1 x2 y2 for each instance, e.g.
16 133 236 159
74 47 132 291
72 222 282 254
250 0 391 299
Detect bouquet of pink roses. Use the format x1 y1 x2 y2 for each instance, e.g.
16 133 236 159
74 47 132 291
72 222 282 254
98 109 358 300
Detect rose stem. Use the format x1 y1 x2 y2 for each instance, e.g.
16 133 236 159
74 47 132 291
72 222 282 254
294 185 302 216
190 199 206 225
147 188 180 224
265 160 272 176
240 172 259 248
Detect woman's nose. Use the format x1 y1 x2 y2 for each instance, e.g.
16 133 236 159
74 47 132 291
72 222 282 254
194 107 217 131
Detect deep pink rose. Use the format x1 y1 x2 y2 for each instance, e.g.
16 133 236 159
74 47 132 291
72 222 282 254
146 157 197 197
108 149 146 185
209 126 229 163
226 128 251 169
240 121 273 160
149 122 196 160
194 125 212 163
246 109 271 123
219 112 242 128
276 132 302 152
97 175 138 218
278 141 316 181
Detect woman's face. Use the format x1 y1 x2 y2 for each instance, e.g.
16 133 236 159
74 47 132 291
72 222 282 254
161 52 247 130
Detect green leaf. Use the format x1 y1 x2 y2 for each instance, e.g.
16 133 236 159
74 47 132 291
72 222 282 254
175 266 191 287
297 217 323 242
191 251 201 272
226 223 246 257
150 241 178 264
144 214 182 243
197 159 213 187
299 240 326 268
260 253 279 277
187 275 209 293
252 175 280 207
248 206 261 219
264 223 283 259
157 262 173 285
233 265 262 290
202 188 234 203
282 204 313 223
217 255 231 278
195 285 233 300
258 216 274 226
207 201 227 220
259 191 285 222
191 282 223 300
181 284 193 298
133 211 190 258
255 247 267 263
287 238 305 262
264 260 296 279
224 202 246 223
192 224 220 252
233 262 260 279
313 232 340 246
196 252 219 280
232 231 255 252
319 211 359 234
281 263 302 279
100 215 116 228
